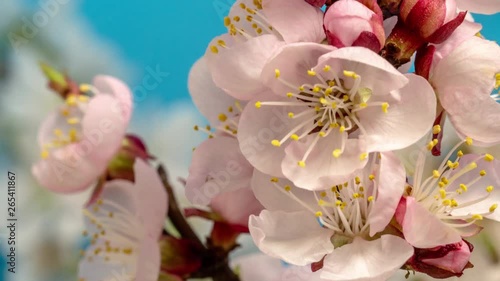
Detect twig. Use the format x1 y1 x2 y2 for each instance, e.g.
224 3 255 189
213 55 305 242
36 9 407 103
157 164 205 249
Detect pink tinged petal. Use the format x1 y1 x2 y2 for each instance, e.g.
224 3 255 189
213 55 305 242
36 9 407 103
352 31 383 53
249 210 334 266
358 74 437 152
432 37 500 146
188 57 241 126
456 0 500 15
135 238 162 281
261 43 335 97
185 137 254 205
134 160 168 238
78 244 134 281
320 235 414 281
32 148 100 193
82 94 130 166
210 187 263 227
324 0 384 51
368 152 406 236
93 75 133 124
230 253 286 281
383 16 398 37
206 34 284 100
433 20 482 65
251 169 317 212
316 47 408 95
237 96 307 177
33 94 129 193
421 241 471 274
441 93 500 147
448 155 500 221
262 0 325 43
403 197 462 248
432 36 500 95
282 132 368 191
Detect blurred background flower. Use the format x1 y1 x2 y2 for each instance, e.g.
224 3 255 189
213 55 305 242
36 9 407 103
0 1 499 281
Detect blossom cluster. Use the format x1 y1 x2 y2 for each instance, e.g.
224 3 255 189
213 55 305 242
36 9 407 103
29 0 500 280
186 0 500 280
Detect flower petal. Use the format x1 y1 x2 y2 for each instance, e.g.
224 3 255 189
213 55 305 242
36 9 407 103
262 0 325 43
249 210 334 266
368 152 406 236
93 75 133 124
210 187 263 227
188 57 241 126
456 0 500 15
251 169 317 212
185 136 254 205
261 43 335 97
282 132 368 190
321 235 413 281
230 253 286 281
134 159 168 238
238 96 306 177
448 154 500 222
316 47 408 95
358 73 437 152
206 34 284 100
403 197 462 248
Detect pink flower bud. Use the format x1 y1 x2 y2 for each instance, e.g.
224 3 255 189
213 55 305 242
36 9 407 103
406 240 474 278
399 0 466 43
324 0 385 52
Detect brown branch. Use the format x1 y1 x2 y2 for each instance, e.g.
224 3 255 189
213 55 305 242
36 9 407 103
157 164 240 281
157 164 205 249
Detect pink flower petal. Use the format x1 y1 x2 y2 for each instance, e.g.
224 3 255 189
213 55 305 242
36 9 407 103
368 152 407 236
186 137 254 205
282 132 368 190
321 235 413 281
206 34 284 100
316 47 408 95
230 253 286 281
403 197 462 248
357 74 437 152
249 210 334 266
210 187 263 227
238 96 307 177
262 0 325 43
448 154 500 222
251 169 317 212
188 57 241 126
456 0 500 14
261 43 335 97
134 160 169 238
93 75 133 124
33 93 129 193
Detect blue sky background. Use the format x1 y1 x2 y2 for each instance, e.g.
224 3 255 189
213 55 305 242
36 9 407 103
24 0 500 105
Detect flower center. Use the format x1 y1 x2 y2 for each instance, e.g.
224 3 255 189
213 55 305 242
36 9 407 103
269 173 377 238
411 133 497 227
256 68 388 167
40 84 95 160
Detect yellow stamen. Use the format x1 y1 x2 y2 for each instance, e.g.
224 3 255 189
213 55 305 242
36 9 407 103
432 125 441 135
332 149 342 158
